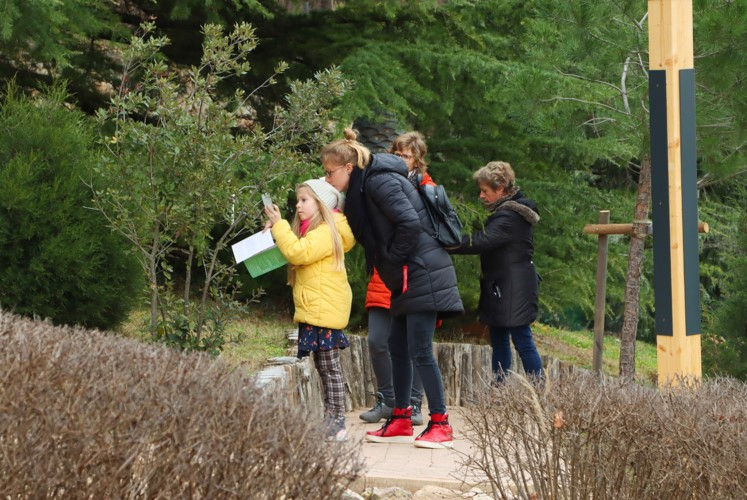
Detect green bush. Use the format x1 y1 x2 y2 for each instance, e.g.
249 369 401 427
0 83 141 330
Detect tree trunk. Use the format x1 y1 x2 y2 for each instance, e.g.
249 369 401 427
619 156 652 380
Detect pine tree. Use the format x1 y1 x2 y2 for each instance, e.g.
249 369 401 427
501 0 747 378
0 0 119 68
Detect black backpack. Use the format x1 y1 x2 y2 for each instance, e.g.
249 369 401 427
416 174 464 248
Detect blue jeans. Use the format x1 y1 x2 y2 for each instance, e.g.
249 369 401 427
489 325 544 383
388 311 446 414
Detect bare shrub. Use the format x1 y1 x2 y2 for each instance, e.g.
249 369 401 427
0 310 364 498
461 369 747 499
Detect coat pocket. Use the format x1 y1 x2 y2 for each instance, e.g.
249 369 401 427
479 279 502 307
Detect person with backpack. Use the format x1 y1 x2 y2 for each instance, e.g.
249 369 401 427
448 161 545 385
323 128 463 449
359 131 435 427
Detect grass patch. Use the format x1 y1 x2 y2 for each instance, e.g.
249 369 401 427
533 323 658 385
115 307 658 382
219 310 292 372
114 306 293 373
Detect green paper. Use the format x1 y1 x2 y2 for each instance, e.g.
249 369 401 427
243 246 287 278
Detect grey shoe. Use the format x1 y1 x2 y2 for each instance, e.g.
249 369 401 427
360 392 394 423
411 400 424 426
325 416 347 441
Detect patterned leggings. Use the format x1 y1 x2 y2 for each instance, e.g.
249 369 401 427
313 348 345 419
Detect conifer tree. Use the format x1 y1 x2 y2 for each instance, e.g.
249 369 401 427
0 0 119 68
505 0 747 378
0 82 141 329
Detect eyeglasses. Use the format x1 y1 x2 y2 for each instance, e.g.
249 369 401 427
394 152 413 160
324 165 346 178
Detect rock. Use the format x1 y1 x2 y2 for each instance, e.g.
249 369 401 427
366 486 413 499
252 365 288 388
412 485 462 499
341 488 366 500
462 486 496 499
266 356 299 366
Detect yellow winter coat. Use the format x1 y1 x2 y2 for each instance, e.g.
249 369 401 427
271 212 356 329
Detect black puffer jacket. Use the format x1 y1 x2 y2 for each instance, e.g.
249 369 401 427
450 191 540 327
350 153 463 319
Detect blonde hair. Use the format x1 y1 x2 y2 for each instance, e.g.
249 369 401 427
287 185 344 286
388 131 429 174
320 128 371 169
473 161 516 191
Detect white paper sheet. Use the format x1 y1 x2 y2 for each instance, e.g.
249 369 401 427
231 230 276 263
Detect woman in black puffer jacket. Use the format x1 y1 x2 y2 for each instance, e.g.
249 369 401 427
450 161 545 385
323 128 463 449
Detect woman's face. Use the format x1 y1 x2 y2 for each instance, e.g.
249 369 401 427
393 147 417 172
478 182 506 205
323 157 352 193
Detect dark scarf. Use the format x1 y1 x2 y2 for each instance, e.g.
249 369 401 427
485 189 540 226
344 166 377 274
485 186 520 214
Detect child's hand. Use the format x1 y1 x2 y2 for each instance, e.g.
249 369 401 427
264 204 281 228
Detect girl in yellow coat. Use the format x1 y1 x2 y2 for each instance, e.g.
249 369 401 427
264 178 355 441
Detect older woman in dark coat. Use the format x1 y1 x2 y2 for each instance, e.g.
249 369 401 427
450 161 545 384
323 128 463 449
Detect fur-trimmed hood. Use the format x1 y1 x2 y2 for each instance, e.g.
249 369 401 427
498 200 540 226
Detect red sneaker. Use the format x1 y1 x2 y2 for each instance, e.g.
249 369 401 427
366 406 414 443
414 412 453 449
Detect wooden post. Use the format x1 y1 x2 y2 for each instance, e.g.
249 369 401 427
649 0 702 386
583 220 706 376
592 211 610 374
583 221 707 235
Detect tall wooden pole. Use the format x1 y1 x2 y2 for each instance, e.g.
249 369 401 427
648 0 702 385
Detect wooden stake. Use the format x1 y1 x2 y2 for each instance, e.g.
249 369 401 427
592 211 610 375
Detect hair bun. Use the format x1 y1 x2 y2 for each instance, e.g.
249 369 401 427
343 128 358 141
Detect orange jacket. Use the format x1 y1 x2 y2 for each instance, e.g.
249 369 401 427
365 172 436 310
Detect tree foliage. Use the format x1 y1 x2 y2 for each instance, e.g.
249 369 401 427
248 0 532 186
92 22 349 352
707 213 747 379
4 0 747 376
248 0 747 353
0 82 141 329
502 0 747 348
0 0 119 68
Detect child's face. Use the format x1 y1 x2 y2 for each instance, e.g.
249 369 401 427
296 187 320 221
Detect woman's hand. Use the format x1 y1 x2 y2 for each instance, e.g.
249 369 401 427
263 204 281 230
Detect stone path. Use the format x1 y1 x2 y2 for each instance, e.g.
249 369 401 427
345 407 490 494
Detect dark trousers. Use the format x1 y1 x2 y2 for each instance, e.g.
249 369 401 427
489 324 545 383
388 311 446 414
367 307 424 403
